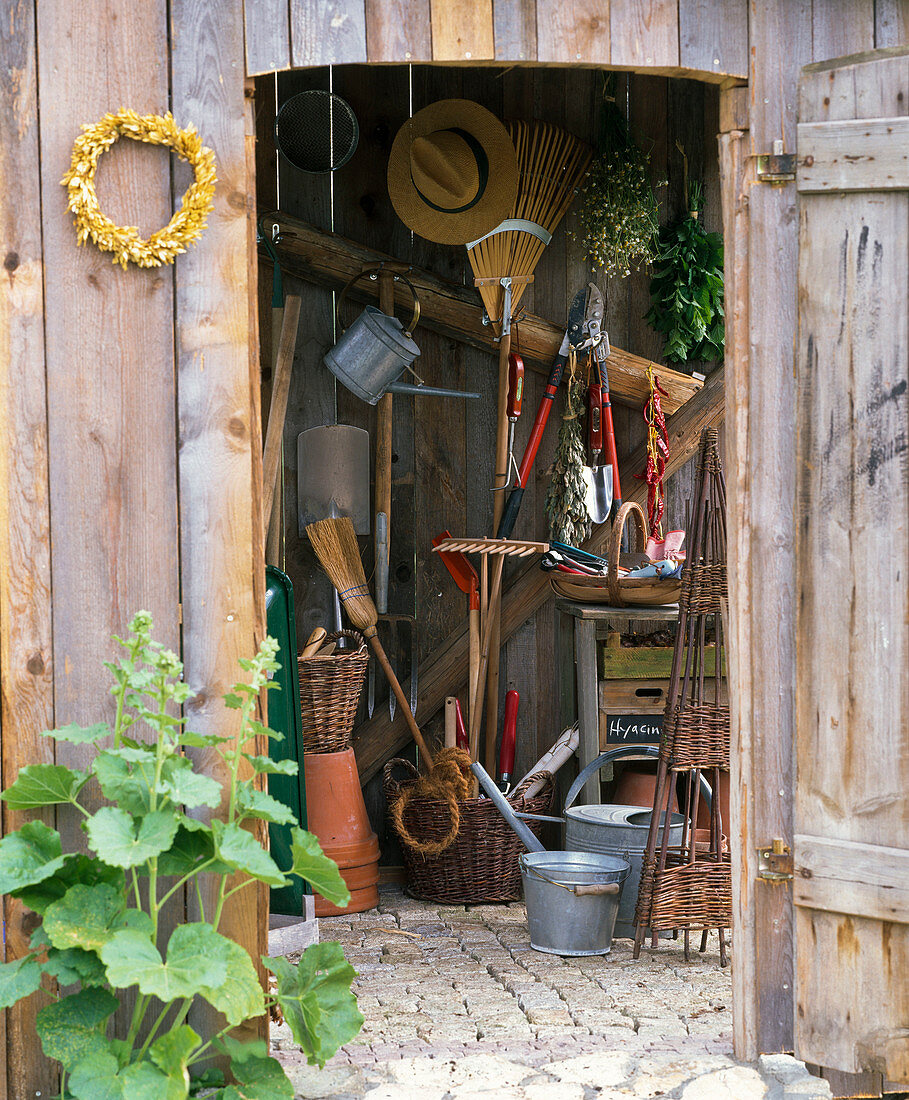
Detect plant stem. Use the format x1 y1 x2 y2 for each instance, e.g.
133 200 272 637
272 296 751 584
157 859 217 910
134 1000 173 1063
124 992 150 1054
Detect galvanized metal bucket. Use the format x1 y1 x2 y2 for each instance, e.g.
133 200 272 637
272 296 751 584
520 850 630 956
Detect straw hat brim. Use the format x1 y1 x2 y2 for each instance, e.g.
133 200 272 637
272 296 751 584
388 100 518 246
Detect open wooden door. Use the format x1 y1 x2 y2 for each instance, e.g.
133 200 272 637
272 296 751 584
795 47 909 1087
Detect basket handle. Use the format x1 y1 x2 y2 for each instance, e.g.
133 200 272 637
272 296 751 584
606 501 649 607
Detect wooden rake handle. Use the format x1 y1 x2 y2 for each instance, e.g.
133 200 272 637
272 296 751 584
366 632 434 772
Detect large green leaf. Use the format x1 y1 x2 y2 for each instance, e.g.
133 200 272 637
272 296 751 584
148 1025 199 1081
211 821 286 887
1 764 90 810
11 854 125 915
197 935 265 1026
156 823 228 877
159 757 222 810
68 1051 188 1100
36 986 118 1070
288 829 349 907
86 807 179 868
0 956 42 1008
236 783 296 826
265 945 362 1067
93 751 153 816
223 1054 294 1099
0 820 66 894
43 721 110 745
100 924 228 1000
241 754 297 776
43 947 107 987
43 883 125 952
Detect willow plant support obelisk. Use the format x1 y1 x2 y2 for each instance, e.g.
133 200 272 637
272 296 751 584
632 428 731 965
467 120 592 771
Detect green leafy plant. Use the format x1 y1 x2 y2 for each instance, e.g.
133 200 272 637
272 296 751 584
645 181 725 365
0 612 363 1099
575 75 662 278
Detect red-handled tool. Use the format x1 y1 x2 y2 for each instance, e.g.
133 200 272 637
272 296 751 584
454 698 469 754
496 287 588 539
498 690 519 791
433 530 481 727
493 352 525 490
588 377 602 461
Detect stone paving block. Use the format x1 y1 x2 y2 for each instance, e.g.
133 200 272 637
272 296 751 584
781 1081 833 1099
283 1063 367 1098
363 1084 447 1100
539 1049 636 1087
678 1065 769 1099
757 1055 814 1086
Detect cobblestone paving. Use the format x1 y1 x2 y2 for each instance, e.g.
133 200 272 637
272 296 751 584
274 886 830 1099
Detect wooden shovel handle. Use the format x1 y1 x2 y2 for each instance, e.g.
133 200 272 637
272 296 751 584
366 632 434 771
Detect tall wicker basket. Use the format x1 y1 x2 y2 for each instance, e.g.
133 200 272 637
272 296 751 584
297 630 368 754
384 759 554 904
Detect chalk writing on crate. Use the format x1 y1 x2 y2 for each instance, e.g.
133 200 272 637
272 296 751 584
605 713 663 744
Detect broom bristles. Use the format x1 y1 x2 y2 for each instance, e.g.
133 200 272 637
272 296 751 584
305 516 378 635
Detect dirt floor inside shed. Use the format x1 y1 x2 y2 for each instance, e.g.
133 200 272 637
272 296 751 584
271 886 831 1099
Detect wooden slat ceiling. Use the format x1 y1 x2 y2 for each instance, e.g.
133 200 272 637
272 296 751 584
244 0 749 79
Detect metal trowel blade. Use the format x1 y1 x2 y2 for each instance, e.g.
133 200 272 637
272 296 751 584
583 463 614 525
297 425 371 536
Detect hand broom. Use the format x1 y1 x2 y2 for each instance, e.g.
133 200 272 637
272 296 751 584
306 516 434 771
467 120 592 772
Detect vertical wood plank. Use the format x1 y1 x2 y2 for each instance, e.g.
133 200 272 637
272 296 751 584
430 0 495 59
0 3 56 1096
244 0 291 74
365 0 432 61
811 0 875 58
679 0 748 78
610 0 679 69
535 0 610 62
171 0 265 1046
494 0 538 61
291 0 368 66
875 0 909 45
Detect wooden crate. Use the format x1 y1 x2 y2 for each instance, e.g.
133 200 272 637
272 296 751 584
598 676 728 751
600 642 727 680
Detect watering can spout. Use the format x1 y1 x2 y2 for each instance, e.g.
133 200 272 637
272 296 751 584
470 762 546 852
388 382 481 400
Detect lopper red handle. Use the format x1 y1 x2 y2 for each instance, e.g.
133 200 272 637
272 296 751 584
499 690 519 783
602 392 621 504
507 352 525 421
588 382 602 455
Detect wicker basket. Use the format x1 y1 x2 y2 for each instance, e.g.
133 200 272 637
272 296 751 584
384 759 554 904
297 630 368 754
647 854 732 931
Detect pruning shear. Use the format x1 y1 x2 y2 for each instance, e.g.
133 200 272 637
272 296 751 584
582 284 622 517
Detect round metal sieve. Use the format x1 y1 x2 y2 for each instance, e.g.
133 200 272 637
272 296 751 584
274 90 359 173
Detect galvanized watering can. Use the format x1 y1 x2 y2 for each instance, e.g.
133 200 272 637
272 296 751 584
325 270 480 405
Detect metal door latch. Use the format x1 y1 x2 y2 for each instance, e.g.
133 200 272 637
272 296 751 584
756 140 797 182
757 838 793 882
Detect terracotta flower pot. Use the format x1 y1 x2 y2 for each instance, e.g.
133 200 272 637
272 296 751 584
303 748 380 916
613 762 679 812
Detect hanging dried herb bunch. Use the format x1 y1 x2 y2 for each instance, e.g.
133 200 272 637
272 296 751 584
575 76 661 278
646 180 725 364
545 357 591 545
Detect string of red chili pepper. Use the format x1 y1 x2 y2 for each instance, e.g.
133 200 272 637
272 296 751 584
636 365 670 537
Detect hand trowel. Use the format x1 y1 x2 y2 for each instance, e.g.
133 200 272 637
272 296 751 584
297 425 371 638
583 354 614 525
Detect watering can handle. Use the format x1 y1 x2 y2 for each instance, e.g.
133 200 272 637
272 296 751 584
336 266 421 335
563 745 660 811
573 882 620 897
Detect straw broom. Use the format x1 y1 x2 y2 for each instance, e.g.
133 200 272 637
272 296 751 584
306 516 434 771
466 120 592 772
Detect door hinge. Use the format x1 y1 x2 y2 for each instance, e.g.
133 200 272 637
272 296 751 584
756 140 797 183
757 838 793 882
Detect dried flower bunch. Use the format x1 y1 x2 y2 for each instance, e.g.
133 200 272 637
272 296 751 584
62 110 217 269
575 78 661 278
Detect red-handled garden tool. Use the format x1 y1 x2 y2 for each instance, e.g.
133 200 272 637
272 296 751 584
433 530 481 726
454 698 470 754
496 287 588 539
585 283 621 519
498 690 519 792
493 351 525 491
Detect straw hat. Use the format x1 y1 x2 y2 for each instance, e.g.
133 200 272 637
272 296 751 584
388 100 518 246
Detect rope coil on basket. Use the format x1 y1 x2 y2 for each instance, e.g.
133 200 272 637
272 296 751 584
388 747 473 857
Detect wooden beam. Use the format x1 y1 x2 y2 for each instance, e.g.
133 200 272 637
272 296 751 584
267 213 702 414
353 365 725 783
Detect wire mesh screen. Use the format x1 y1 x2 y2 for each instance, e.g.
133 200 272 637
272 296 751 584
275 91 359 174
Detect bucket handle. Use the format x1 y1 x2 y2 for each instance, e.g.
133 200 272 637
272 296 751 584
522 861 621 897
563 744 714 813
336 265 421 336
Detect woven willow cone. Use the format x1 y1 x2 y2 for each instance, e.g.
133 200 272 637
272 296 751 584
305 516 434 770
467 120 593 329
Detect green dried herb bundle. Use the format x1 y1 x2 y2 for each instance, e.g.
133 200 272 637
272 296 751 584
545 363 591 545
576 77 661 278
646 181 725 364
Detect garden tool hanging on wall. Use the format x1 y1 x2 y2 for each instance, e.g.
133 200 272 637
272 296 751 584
325 265 480 614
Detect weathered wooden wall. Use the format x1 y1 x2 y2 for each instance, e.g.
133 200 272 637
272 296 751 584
245 0 750 80
257 63 722 862
0 1 262 1094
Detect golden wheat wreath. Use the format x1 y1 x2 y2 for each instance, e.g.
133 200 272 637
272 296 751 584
61 110 217 269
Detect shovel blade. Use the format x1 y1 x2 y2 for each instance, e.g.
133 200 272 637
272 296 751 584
583 464 614 525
